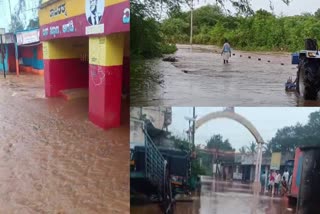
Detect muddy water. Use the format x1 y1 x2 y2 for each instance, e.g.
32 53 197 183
0 74 129 213
131 44 320 106
131 178 296 214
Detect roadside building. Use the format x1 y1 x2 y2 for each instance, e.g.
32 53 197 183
16 29 44 75
130 107 172 146
232 152 294 182
0 33 18 74
39 0 130 129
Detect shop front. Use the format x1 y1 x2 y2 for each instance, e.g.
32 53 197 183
39 0 130 129
16 29 44 75
0 33 18 74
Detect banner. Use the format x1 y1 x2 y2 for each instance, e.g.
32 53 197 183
39 0 129 41
1 33 15 44
16 29 40 45
270 152 281 170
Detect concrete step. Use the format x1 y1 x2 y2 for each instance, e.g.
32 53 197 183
60 88 88 100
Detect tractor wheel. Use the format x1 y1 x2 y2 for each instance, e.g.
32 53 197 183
297 58 320 100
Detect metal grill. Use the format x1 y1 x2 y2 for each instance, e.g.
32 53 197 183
143 128 165 193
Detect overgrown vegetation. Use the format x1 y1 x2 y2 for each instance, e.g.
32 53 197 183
163 5 320 52
267 110 320 153
132 0 320 60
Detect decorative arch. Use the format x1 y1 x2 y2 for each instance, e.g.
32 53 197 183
195 110 264 144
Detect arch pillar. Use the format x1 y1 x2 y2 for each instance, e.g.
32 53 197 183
195 110 264 192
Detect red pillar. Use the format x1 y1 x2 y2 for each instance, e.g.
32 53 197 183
89 34 125 129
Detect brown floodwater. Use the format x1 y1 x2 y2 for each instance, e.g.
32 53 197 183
131 177 296 214
0 73 129 213
131 44 320 106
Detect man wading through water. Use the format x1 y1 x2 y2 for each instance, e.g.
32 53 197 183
221 39 232 64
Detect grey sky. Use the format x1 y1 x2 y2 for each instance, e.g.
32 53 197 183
169 107 320 150
0 0 317 31
185 0 318 16
0 0 37 32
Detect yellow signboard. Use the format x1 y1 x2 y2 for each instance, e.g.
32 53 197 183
39 0 126 26
270 152 281 170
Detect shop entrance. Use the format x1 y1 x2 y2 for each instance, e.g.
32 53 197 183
43 33 129 129
43 37 89 98
18 43 44 75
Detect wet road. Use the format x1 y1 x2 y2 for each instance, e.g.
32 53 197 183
131 177 296 214
131 44 320 106
0 74 129 213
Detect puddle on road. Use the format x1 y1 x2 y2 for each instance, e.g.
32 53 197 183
0 74 129 213
131 44 320 106
131 179 296 214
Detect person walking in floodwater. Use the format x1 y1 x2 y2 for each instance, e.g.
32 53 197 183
221 39 232 64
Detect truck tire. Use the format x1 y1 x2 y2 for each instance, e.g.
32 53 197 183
297 58 320 100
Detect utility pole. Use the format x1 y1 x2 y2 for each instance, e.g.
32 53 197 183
189 0 193 45
8 0 12 26
0 35 6 78
192 107 195 150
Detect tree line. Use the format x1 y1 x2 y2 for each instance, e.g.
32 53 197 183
131 0 320 59
162 5 320 52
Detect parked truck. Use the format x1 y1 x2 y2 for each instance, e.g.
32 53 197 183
130 120 191 214
288 146 320 214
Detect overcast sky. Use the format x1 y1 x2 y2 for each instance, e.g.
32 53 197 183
0 0 318 31
169 107 320 150
184 0 318 16
0 0 38 32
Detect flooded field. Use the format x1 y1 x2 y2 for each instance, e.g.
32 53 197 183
131 178 296 214
131 44 320 106
0 74 129 213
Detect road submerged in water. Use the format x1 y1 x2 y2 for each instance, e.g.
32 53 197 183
0 74 129 213
131 44 320 106
131 177 296 214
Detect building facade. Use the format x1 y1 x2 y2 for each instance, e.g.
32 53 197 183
39 0 130 129
17 29 44 75
130 107 172 145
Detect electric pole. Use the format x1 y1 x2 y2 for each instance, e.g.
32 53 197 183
192 107 195 150
189 0 193 45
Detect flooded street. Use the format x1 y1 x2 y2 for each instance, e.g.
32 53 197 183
131 177 296 214
0 74 129 213
131 44 320 106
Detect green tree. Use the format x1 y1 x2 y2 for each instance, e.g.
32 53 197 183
263 142 272 156
315 8 320 19
239 146 247 154
206 134 234 151
246 141 257 154
170 135 191 152
26 18 39 30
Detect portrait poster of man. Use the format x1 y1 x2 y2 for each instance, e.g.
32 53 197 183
86 0 104 25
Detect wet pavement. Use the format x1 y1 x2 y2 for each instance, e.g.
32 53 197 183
131 44 320 106
0 74 129 213
131 177 296 214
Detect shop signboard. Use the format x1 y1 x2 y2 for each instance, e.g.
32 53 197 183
39 0 130 41
16 29 40 45
1 33 15 44
270 152 281 170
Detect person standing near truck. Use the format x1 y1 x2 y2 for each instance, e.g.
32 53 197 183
260 171 266 193
275 171 281 195
269 170 275 196
221 39 232 64
283 169 289 183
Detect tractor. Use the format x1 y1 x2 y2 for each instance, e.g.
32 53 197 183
293 39 320 99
